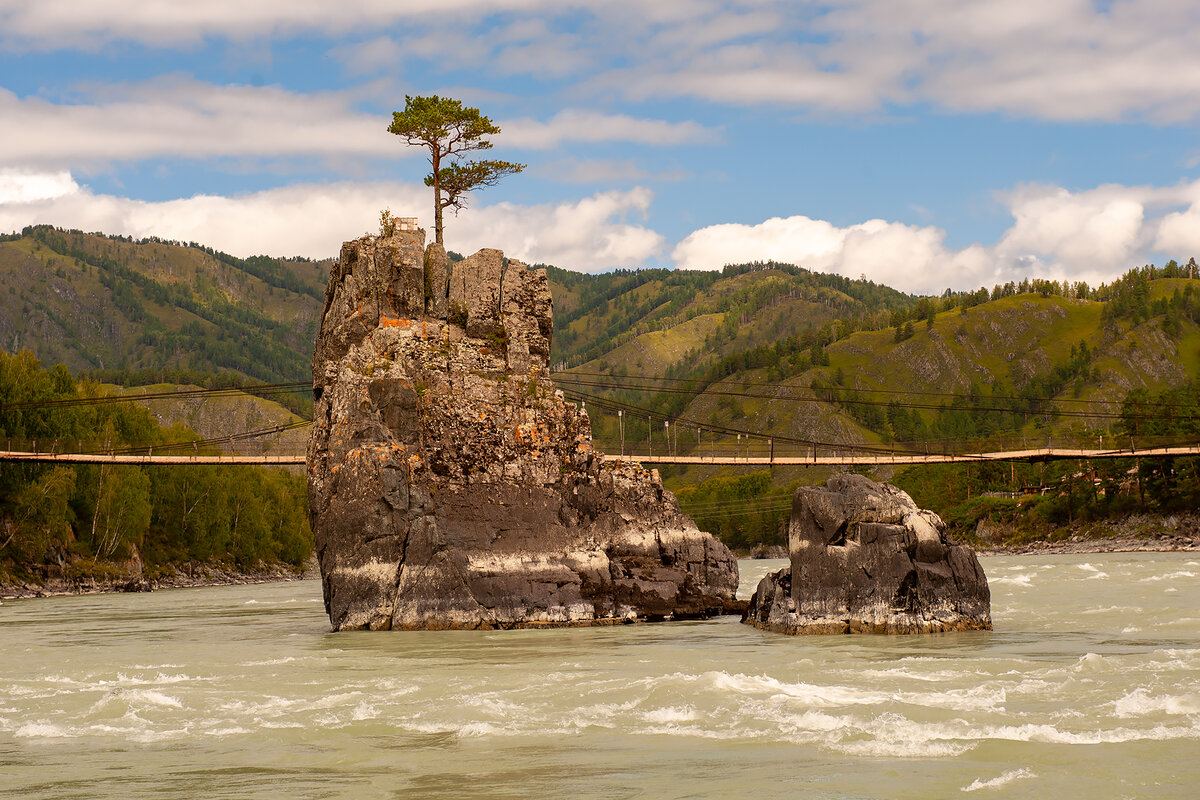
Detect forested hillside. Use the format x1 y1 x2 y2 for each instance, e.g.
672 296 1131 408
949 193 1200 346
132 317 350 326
0 226 328 387
548 259 1200 549
4 224 1200 561
0 352 311 588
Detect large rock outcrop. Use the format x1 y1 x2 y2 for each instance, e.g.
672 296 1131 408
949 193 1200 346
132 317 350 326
307 223 738 631
744 475 990 634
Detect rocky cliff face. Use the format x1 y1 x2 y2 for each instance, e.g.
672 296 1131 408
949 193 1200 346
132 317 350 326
307 225 738 630
744 474 990 635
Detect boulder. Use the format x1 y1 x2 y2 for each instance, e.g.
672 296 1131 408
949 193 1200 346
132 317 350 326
307 225 738 631
743 474 990 634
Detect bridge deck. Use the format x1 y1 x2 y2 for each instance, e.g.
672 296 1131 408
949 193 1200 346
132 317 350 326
0 445 1197 466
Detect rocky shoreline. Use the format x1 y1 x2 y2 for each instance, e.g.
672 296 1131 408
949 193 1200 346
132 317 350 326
973 512 1200 556
978 532 1199 556
6 531 1198 602
0 559 319 600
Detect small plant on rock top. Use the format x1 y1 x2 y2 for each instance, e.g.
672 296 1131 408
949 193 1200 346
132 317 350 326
379 208 397 237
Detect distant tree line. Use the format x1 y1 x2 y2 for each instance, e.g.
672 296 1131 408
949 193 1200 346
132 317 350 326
0 352 312 586
20 226 318 386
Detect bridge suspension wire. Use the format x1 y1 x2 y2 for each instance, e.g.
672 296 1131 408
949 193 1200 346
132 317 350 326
556 370 1200 413
553 373 1198 424
569 385 1200 464
101 420 311 456
0 381 312 413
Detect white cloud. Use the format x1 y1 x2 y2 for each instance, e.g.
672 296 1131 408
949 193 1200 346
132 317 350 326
0 0 548 49
672 178 1200 294
0 79 712 170
7 2 1200 124
501 110 716 149
670 215 982 294
0 79 391 169
0 169 77 204
0 170 662 270
996 184 1153 274
628 0 1200 121
7 168 1200 290
457 187 663 270
532 157 689 185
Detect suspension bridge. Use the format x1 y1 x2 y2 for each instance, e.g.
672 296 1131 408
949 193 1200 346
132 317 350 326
1 442 1197 466
1 375 1196 467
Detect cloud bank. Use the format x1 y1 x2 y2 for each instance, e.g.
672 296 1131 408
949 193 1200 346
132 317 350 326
5 170 1200 293
0 169 662 271
673 179 1200 294
7 1 1200 122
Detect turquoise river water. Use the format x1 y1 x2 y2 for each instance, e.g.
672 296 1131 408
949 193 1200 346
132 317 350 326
1 553 1198 799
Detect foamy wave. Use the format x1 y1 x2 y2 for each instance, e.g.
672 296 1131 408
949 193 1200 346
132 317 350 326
204 726 250 737
837 736 970 758
1073 653 1111 673
1081 605 1143 615
15 721 69 738
905 686 1007 713
990 574 1033 587
643 705 698 723
1139 571 1197 583
962 768 1036 792
89 688 182 714
859 667 969 683
1113 688 1200 717
351 701 379 721
707 672 888 707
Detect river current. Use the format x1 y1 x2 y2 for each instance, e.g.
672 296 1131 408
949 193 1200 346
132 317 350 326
2 553 1198 799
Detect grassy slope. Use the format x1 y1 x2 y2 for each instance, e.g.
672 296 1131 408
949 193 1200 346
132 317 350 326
0 230 328 382
114 384 309 457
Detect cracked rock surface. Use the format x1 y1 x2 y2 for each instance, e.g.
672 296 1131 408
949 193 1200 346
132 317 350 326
743 474 991 635
307 225 738 631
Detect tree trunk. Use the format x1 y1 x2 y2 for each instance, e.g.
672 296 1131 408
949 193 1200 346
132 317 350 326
432 151 444 245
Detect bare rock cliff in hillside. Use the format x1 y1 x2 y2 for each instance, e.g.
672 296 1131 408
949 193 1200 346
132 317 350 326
744 474 990 635
307 222 738 631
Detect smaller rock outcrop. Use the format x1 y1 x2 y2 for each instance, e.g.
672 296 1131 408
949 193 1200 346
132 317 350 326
744 474 990 634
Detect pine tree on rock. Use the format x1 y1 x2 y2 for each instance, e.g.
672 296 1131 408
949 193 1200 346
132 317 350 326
387 95 525 246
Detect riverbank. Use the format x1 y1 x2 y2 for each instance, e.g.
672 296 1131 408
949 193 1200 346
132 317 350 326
0 558 319 600
7 523 1199 600
739 512 1200 558
978 532 1199 555
973 512 1200 555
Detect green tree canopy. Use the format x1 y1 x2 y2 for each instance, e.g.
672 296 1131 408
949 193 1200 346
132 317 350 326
387 95 525 245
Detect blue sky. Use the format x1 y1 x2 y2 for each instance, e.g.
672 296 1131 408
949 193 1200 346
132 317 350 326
1 0 1199 294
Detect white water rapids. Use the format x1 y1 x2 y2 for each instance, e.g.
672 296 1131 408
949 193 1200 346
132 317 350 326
2 553 1198 798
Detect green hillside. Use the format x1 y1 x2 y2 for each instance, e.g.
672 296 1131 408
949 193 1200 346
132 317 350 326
0 226 328 386
4 224 1200 557
0 352 311 588
549 259 1200 548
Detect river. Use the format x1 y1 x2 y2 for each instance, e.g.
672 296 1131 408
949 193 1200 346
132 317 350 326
2 553 1198 799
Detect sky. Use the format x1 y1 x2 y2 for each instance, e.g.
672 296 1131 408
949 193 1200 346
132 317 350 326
1 0 1199 295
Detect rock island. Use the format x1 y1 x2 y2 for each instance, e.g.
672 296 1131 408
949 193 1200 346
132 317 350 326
744 474 991 634
306 220 738 630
